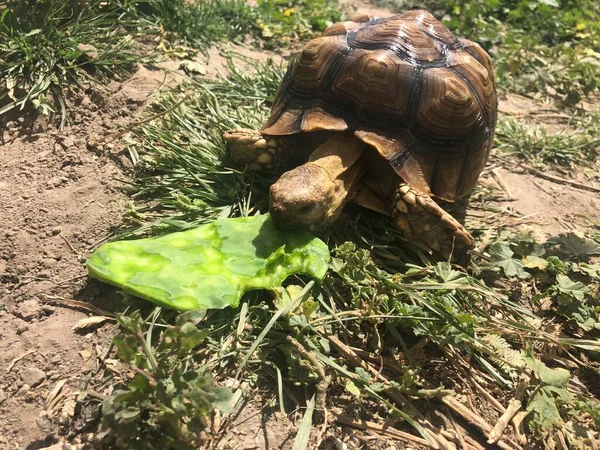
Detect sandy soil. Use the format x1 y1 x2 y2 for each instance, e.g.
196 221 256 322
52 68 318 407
1 3 599 450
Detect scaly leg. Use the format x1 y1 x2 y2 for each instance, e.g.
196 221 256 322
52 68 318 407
223 129 291 172
392 182 475 260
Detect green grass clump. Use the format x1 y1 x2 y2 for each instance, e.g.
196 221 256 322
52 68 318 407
136 0 342 49
494 112 600 166
119 58 284 235
136 0 257 48
92 59 600 448
0 0 149 124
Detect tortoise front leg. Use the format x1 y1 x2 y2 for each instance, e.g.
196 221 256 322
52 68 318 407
223 129 291 172
392 182 475 260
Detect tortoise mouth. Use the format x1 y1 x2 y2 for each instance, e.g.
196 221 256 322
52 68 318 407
269 200 320 233
269 209 306 232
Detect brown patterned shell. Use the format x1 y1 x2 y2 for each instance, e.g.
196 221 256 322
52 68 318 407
261 10 497 202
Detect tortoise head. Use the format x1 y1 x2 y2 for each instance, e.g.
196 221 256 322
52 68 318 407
269 133 368 233
269 163 344 233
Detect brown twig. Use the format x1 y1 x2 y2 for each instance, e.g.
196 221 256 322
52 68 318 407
332 411 437 449
491 168 514 200
515 162 600 193
476 227 495 254
512 410 529 445
42 294 117 318
503 111 572 120
440 429 485 450
6 349 37 373
443 348 505 415
59 234 79 255
85 389 109 401
326 335 383 381
532 179 554 195
440 396 523 450
435 410 471 450
488 377 527 444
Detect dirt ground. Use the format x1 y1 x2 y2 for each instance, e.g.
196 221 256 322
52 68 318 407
1 4 599 450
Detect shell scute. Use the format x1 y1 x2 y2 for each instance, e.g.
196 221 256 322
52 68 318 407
351 18 445 64
327 49 417 128
413 68 485 145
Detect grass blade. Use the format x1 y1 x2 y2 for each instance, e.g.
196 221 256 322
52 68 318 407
291 394 315 450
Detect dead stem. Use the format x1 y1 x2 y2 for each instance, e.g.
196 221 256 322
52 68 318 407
331 411 437 449
488 377 528 444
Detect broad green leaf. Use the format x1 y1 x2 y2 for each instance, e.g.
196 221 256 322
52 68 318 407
115 406 141 423
526 388 564 428
523 255 548 270
548 232 600 259
345 380 362 398
434 261 463 282
489 243 530 279
302 299 319 319
573 263 600 279
87 215 330 311
523 355 570 387
554 275 589 301
274 285 303 312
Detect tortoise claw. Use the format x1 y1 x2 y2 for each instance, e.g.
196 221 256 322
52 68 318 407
392 182 474 261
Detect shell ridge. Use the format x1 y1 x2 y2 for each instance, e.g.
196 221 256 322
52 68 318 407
429 151 440 194
406 67 424 128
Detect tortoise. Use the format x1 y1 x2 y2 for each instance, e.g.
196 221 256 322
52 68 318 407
224 10 497 259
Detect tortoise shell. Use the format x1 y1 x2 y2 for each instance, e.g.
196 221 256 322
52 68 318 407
260 10 497 202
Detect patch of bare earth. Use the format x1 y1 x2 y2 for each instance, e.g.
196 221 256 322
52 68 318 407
0 64 185 449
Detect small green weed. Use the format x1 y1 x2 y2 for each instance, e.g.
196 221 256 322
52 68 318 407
95 309 231 449
486 230 600 333
0 0 148 124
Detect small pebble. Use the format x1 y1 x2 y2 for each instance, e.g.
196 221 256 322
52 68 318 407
42 258 57 269
17 385 31 396
21 367 46 387
51 226 62 235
